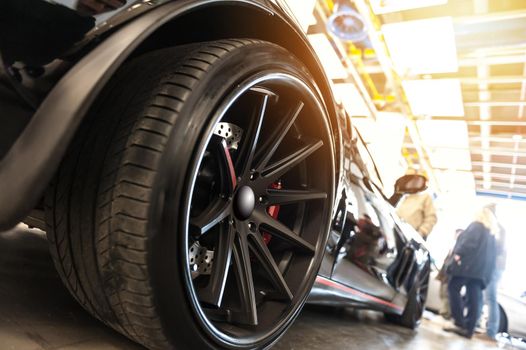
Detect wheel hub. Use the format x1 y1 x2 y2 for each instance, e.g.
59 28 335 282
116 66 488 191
233 185 255 220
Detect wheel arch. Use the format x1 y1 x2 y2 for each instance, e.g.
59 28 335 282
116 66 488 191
498 303 508 333
0 0 339 230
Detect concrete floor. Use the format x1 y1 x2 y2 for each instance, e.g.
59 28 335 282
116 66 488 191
0 225 515 350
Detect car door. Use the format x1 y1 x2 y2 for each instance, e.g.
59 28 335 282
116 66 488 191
330 178 398 302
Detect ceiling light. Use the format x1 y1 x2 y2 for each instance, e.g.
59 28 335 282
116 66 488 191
370 0 448 15
403 79 464 117
382 17 458 75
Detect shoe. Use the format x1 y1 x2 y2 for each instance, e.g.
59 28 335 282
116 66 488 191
443 320 464 332
452 328 473 339
440 312 451 320
474 326 484 334
443 324 464 333
474 334 497 343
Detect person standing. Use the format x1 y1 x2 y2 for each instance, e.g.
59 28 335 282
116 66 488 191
396 178 437 240
476 203 506 342
436 229 464 319
444 207 497 339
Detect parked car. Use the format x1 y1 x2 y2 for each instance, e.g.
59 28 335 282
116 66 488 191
307 124 431 330
0 1 430 349
426 267 526 340
499 290 526 339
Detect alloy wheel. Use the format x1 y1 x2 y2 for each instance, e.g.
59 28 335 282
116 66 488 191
185 73 333 345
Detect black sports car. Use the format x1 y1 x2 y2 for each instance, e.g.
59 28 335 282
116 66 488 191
0 1 431 349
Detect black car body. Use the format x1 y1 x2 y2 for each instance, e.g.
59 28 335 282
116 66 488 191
309 121 430 320
0 1 430 349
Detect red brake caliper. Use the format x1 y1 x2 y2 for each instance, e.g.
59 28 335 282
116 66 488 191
263 181 282 245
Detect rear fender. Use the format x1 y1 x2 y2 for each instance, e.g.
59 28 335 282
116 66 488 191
0 0 339 230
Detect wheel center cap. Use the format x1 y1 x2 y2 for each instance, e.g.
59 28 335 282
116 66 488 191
233 186 255 220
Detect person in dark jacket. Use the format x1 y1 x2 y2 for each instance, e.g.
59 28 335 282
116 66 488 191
444 208 497 339
436 228 464 319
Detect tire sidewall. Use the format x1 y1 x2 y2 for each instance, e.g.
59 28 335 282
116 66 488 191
147 42 334 349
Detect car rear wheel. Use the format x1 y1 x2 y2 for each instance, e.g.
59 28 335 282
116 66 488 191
45 39 334 349
498 304 508 333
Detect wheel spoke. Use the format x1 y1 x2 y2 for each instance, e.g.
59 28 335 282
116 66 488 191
266 188 327 206
190 199 231 236
252 210 315 254
214 138 237 193
248 232 293 301
236 94 270 178
259 139 323 186
199 224 235 307
249 86 279 101
255 101 304 171
232 230 258 326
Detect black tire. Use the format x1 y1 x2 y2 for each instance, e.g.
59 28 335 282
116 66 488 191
386 260 430 329
498 304 508 333
45 39 334 349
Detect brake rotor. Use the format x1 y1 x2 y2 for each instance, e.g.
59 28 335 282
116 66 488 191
189 241 215 279
213 122 243 150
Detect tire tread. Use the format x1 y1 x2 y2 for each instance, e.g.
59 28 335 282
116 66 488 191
45 39 267 349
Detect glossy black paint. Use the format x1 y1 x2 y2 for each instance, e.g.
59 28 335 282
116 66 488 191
0 0 429 322
309 108 430 316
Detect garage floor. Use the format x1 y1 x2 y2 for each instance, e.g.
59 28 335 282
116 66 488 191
0 225 514 350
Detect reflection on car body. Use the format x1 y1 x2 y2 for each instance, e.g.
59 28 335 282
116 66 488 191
309 115 431 330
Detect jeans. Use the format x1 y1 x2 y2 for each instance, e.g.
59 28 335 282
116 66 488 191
439 281 451 318
448 276 483 336
485 269 502 338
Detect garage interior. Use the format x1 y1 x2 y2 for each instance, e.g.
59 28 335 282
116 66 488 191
1 0 526 349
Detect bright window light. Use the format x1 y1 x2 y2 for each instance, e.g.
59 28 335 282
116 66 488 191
351 117 375 142
427 148 472 171
417 120 471 170
283 0 317 32
307 34 348 80
368 112 407 193
434 170 476 195
332 83 372 117
403 79 464 117
370 0 448 15
426 169 476 262
382 17 458 75
416 120 469 148
352 113 407 193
